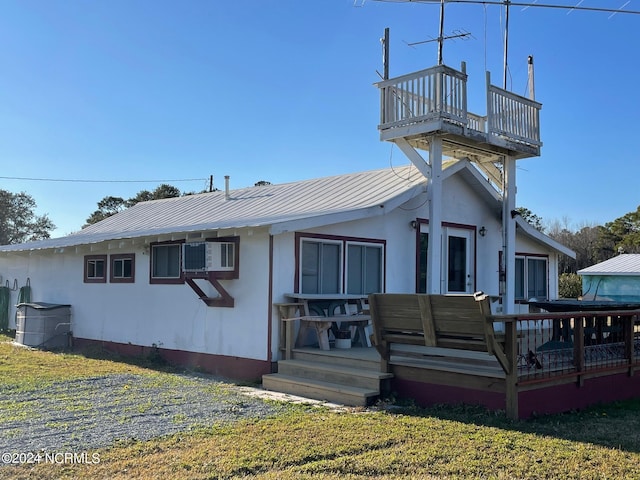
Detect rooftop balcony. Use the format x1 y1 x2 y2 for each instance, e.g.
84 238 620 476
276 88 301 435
375 63 542 163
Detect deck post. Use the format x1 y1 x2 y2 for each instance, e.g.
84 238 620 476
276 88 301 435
625 314 635 375
574 315 585 387
504 318 518 419
427 136 443 293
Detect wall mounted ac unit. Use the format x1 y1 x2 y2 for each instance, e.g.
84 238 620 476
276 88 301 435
182 241 235 272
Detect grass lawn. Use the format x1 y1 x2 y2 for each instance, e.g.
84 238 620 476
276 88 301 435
2 333 640 479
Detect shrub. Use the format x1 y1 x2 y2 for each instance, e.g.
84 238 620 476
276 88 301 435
559 273 582 298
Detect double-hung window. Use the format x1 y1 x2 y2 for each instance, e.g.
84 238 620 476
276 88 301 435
346 243 383 295
151 242 183 284
515 256 548 300
301 240 341 294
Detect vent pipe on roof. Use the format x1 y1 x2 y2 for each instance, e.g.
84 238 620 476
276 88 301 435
224 175 230 201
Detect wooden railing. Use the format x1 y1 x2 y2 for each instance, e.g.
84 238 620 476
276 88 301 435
376 64 542 150
486 73 542 147
492 310 640 385
377 64 468 129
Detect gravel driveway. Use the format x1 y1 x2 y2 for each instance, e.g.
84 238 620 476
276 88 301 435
0 372 289 455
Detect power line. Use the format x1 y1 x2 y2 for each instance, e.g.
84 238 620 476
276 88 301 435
371 0 640 16
0 176 207 184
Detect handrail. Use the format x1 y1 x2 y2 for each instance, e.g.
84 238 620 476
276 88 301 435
486 73 542 146
488 310 640 383
376 63 468 128
376 64 542 152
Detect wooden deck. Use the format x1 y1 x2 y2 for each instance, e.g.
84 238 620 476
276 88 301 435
386 307 640 418
265 296 640 417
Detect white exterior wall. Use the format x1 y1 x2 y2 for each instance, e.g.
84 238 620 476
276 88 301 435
270 176 503 297
0 229 272 362
1 172 564 365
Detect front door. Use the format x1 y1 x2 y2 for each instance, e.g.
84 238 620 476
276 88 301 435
445 227 474 294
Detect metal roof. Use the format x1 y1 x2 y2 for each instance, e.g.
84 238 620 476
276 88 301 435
0 165 428 253
578 254 640 276
0 161 574 258
515 217 576 258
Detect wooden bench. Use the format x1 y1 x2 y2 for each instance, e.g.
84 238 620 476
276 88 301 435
368 293 512 376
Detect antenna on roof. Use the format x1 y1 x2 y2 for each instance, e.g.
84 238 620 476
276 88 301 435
405 30 472 48
370 0 640 89
404 0 473 64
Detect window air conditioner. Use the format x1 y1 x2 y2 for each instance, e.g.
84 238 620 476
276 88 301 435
182 241 235 272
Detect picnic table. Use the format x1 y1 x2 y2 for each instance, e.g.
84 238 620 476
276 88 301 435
280 293 372 350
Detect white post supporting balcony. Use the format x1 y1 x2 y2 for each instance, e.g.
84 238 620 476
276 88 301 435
427 136 444 294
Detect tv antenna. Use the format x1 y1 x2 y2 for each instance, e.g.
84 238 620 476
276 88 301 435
372 0 640 88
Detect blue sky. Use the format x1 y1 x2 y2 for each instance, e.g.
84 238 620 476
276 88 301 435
0 0 638 237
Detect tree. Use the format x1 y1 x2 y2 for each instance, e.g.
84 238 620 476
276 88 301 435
254 180 272 187
84 184 183 227
84 196 127 226
516 207 544 232
602 206 640 255
0 190 55 244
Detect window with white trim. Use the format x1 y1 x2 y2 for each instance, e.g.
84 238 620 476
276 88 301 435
515 256 548 300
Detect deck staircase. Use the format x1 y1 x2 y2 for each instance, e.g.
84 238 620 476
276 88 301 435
262 347 393 407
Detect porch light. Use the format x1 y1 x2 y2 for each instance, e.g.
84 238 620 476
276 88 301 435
479 226 487 237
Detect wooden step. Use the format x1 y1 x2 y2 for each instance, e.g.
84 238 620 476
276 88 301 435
277 359 393 390
262 373 379 407
291 347 381 370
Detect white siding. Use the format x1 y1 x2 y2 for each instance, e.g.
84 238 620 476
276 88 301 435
1 230 272 361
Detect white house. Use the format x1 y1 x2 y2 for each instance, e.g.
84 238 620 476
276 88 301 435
0 161 573 380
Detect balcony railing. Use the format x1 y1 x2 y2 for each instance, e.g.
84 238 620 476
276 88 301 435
487 73 542 147
376 63 542 151
377 64 468 129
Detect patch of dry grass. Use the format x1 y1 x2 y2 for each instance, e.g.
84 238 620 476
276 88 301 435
8 409 640 479
0 334 160 391
3 334 640 479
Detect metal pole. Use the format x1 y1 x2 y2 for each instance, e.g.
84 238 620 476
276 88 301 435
503 0 510 89
438 0 445 65
383 27 389 80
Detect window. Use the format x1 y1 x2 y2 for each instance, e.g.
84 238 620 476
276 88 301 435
515 256 548 300
110 254 135 283
301 240 341 294
346 243 382 295
151 242 182 284
220 242 234 269
298 235 384 295
84 255 107 283
417 230 429 293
